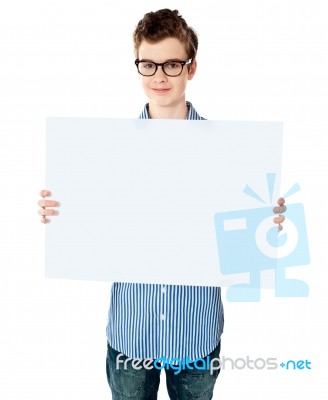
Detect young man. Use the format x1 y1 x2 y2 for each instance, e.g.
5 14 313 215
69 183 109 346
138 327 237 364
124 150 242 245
39 8 286 399
104 10 224 399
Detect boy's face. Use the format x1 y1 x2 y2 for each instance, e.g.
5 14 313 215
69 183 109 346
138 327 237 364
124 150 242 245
137 37 197 110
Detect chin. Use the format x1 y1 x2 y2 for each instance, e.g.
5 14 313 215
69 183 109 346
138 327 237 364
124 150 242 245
151 99 173 108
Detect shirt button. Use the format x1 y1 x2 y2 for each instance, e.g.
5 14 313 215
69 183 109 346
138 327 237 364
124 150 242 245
161 286 166 294
161 314 165 321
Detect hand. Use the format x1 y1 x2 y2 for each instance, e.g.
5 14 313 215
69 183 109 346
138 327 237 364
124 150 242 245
273 197 286 231
38 189 59 224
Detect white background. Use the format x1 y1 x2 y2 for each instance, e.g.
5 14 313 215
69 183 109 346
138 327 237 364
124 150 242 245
0 0 327 398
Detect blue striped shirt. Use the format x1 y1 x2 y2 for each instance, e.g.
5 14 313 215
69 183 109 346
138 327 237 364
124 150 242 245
106 101 224 360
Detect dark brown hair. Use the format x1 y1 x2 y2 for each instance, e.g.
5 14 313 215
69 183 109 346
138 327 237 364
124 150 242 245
133 9 198 60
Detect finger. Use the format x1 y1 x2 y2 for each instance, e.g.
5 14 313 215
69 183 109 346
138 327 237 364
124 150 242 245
273 215 285 224
273 205 287 214
40 189 51 197
38 209 58 216
277 197 285 206
38 199 58 207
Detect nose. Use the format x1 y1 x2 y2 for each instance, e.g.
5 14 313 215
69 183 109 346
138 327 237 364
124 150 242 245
153 65 167 82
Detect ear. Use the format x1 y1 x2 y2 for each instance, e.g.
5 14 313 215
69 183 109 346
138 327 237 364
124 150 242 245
188 59 197 81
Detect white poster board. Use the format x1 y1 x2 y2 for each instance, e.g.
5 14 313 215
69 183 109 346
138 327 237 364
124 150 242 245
45 118 283 286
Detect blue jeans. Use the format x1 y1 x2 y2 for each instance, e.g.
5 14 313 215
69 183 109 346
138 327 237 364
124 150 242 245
106 341 221 399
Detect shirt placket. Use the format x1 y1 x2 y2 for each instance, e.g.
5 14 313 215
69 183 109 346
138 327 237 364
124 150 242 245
159 284 167 357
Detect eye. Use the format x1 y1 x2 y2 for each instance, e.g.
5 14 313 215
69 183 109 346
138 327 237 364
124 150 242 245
165 62 181 69
142 62 156 69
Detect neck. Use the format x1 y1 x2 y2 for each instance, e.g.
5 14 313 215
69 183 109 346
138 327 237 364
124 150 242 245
148 100 189 119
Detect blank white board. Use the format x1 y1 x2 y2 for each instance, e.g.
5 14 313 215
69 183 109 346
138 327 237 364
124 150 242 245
45 118 283 286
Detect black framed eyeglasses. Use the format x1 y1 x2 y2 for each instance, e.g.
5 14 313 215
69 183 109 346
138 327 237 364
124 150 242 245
135 59 192 77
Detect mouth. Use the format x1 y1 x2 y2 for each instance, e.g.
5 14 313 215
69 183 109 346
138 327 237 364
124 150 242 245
152 88 170 94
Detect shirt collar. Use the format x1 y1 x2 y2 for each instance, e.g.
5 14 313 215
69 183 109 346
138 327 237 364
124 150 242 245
139 101 204 120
